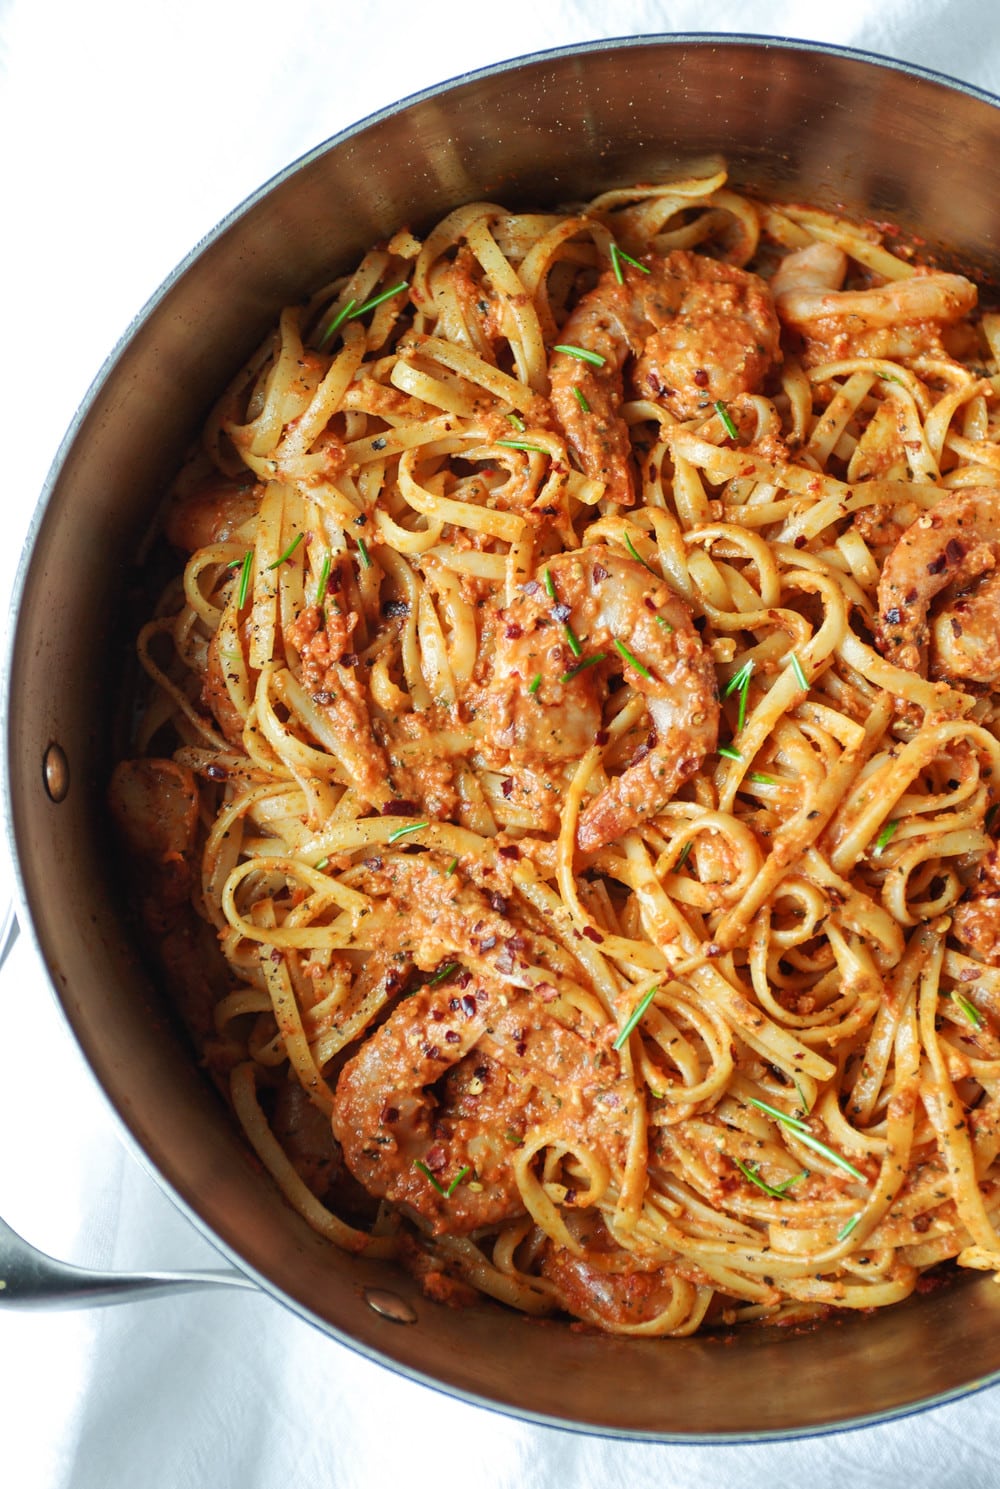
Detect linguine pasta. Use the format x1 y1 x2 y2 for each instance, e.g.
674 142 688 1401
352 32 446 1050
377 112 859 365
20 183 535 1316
111 165 1000 1335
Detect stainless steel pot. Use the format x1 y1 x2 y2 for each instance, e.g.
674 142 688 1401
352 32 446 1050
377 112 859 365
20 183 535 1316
7 34 1000 1441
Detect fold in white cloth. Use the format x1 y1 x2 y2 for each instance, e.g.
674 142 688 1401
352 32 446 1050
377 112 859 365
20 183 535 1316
3 2 1000 1484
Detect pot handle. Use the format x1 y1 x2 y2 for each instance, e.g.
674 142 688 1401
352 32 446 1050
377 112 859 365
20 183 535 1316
0 1213 257 1309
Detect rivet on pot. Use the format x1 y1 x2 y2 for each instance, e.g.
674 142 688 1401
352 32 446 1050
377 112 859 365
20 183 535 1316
363 1287 417 1324
43 743 70 803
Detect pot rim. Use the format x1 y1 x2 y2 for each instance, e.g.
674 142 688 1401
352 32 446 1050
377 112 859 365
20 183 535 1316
6 31 1000 1442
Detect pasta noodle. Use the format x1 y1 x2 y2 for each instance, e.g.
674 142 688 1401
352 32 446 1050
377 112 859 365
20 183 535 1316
110 165 1000 1334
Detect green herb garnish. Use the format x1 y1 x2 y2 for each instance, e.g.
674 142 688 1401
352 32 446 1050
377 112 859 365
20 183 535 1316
749 771 776 785
387 820 430 843
655 615 674 633
624 531 658 576
445 856 459 876
714 400 739 439
789 651 809 690
873 820 900 856
734 1157 807 1200
952 991 984 1029
314 857 329 870
613 638 652 680
357 536 372 569
612 984 659 1050
236 549 253 608
528 672 543 695
318 298 356 346
561 653 607 684
507 411 526 432
315 552 332 607
267 532 304 570
497 439 549 454
564 625 583 659
349 280 408 319
747 1096 865 1182
724 657 755 734
572 385 591 413
543 568 557 601
718 744 743 762
837 1213 862 1242
676 841 693 868
610 242 651 284
427 961 459 986
553 343 607 367
413 1159 470 1197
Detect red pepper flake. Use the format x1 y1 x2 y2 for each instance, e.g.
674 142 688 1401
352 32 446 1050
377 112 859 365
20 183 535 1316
582 925 604 943
489 893 509 915
497 844 521 860
382 799 420 816
444 1029 461 1044
505 622 524 639
424 1145 447 1172
592 563 609 582
501 777 514 798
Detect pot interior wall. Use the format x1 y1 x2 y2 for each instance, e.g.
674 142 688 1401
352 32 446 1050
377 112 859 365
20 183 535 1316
8 37 1000 1438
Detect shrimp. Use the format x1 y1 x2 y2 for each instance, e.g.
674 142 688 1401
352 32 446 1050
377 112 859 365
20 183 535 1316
331 972 632 1236
164 475 261 553
468 544 719 852
952 848 1000 966
875 486 1000 682
108 758 200 932
550 250 781 505
772 241 977 364
540 1220 682 1332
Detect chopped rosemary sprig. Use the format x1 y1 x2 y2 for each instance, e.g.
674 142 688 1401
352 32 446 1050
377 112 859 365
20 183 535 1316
349 280 408 319
613 638 652 680
553 343 607 368
315 552 332 607
747 1096 865 1182
572 385 591 413
624 531 658 576
561 652 607 684
528 672 543 694
873 820 900 856
496 438 550 454
714 400 739 439
413 1159 470 1197
952 991 984 1029
507 411 526 431
236 549 253 608
427 961 459 986
612 984 659 1050
718 744 743 762
356 536 372 569
267 532 304 570
610 242 650 284
386 820 430 843
734 1157 807 1200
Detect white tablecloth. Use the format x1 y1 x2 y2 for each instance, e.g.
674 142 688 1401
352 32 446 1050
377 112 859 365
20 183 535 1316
4 2 1000 1484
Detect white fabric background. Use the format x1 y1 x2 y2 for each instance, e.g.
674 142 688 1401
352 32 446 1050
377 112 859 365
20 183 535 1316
3 1 1000 1484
